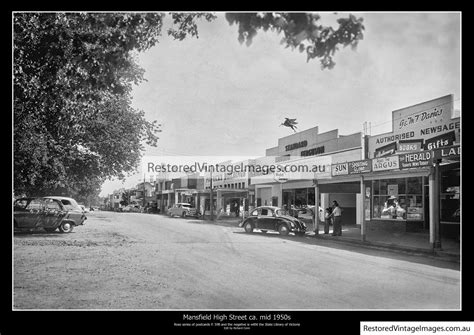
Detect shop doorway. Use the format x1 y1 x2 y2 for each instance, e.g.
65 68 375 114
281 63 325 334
319 181 361 227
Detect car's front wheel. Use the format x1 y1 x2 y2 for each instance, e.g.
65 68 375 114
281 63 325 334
182 211 187 218
58 221 74 233
244 222 254 233
278 223 290 236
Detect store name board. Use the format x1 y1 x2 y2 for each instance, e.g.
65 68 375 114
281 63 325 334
332 163 348 176
372 156 399 172
285 140 307 151
433 145 461 161
399 151 433 169
348 159 372 174
375 142 397 158
398 139 423 152
368 95 460 158
398 109 443 130
424 131 455 150
301 146 325 157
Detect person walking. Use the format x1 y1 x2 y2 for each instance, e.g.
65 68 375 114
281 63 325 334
329 200 343 236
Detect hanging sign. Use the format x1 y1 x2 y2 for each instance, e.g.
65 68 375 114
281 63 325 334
348 159 372 174
399 151 433 169
332 162 349 176
372 156 400 172
433 145 460 161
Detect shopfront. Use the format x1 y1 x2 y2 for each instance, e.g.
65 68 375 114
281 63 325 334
251 126 364 228
364 95 460 245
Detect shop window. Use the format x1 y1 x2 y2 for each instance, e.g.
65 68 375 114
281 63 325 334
372 177 423 221
379 180 388 195
295 188 307 208
407 177 422 194
373 180 380 195
307 188 315 206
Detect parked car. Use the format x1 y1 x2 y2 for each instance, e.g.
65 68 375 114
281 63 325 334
122 204 141 212
14 196 87 233
239 206 307 236
79 205 89 213
168 203 199 218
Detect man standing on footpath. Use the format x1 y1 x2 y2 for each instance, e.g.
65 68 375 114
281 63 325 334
329 200 343 236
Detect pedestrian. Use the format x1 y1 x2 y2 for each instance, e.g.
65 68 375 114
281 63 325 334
324 207 332 234
329 200 343 236
235 201 240 218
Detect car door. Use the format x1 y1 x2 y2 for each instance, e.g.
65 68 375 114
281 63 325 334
258 208 276 230
19 198 47 228
43 198 67 228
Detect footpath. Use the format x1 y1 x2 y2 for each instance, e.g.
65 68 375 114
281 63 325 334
200 215 460 264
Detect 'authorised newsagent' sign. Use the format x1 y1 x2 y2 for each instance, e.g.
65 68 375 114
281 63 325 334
372 156 399 172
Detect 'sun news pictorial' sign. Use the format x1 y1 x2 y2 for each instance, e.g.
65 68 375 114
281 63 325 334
332 162 348 176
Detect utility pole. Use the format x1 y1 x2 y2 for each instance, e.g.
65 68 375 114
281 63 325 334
210 169 214 221
142 174 146 209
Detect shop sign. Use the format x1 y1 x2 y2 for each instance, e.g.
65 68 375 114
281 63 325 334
368 95 460 157
388 184 398 196
300 145 325 157
374 142 397 158
399 151 433 169
398 139 423 152
372 156 399 172
433 145 460 161
348 159 372 174
285 140 308 151
331 162 348 176
424 131 456 150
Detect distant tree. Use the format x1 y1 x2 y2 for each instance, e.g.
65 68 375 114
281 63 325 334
120 190 132 207
13 12 364 197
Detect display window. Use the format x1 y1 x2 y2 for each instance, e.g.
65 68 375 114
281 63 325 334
371 177 424 221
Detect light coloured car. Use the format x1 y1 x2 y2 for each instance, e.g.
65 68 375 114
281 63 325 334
122 204 141 212
79 205 89 213
168 203 198 218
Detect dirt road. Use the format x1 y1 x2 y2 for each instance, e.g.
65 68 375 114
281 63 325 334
13 211 460 310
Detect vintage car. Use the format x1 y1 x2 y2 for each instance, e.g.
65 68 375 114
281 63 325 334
122 204 141 212
14 196 87 233
168 203 199 218
239 206 307 236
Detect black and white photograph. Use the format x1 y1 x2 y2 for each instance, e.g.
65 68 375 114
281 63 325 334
11 11 465 333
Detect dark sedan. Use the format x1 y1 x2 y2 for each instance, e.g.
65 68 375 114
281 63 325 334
14 196 87 233
239 206 307 236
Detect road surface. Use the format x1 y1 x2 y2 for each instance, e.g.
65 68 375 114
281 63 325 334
13 211 460 310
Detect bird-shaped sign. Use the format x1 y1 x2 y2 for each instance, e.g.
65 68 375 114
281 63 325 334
280 118 298 132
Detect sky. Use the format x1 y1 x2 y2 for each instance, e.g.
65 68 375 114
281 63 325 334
99 12 461 197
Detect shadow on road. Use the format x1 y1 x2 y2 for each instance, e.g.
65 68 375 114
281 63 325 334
231 230 460 271
13 230 72 238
